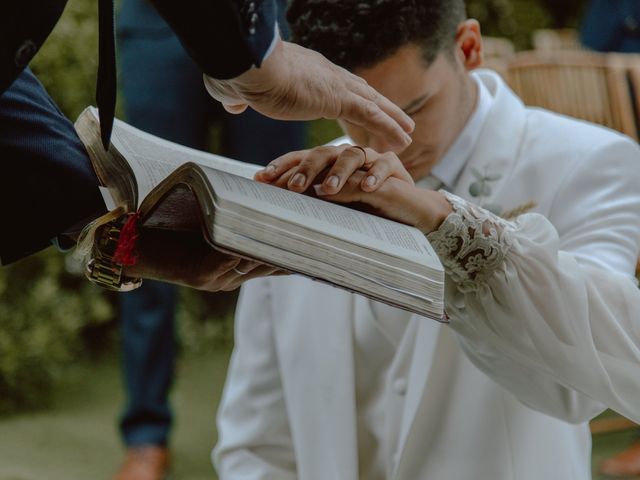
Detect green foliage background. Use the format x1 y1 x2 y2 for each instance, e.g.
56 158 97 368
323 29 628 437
1 0 588 413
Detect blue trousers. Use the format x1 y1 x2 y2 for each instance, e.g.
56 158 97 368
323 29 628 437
117 0 306 447
581 0 640 52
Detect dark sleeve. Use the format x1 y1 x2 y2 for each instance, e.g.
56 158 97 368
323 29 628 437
0 68 106 265
149 0 278 79
0 0 68 95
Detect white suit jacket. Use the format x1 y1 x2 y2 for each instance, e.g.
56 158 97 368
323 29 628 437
214 71 640 480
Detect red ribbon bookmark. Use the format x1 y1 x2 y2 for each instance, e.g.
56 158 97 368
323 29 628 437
113 212 140 265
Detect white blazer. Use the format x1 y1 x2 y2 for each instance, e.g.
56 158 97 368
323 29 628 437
214 71 640 480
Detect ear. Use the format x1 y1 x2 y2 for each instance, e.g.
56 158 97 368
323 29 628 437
455 19 483 70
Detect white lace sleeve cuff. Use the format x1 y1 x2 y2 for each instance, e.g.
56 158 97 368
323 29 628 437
427 190 515 292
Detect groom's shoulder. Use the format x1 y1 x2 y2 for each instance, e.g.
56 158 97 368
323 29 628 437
498 92 640 190
522 104 639 160
481 69 634 156
512 107 640 208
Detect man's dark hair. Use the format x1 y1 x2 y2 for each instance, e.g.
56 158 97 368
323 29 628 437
287 0 466 71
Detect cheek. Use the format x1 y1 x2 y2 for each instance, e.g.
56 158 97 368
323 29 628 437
414 94 460 145
411 113 445 147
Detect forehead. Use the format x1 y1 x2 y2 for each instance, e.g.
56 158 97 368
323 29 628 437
354 45 452 107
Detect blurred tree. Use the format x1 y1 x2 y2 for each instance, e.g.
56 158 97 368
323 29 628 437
0 251 113 414
538 0 587 28
468 0 551 49
467 0 587 49
30 0 99 120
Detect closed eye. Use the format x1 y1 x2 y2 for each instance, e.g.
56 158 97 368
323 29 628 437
406 98 429 117
402 92 431 117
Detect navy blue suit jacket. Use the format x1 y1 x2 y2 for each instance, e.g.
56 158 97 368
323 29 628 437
1 0 278 94
581 0 640 52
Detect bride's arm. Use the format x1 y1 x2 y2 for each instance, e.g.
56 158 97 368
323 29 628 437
427 138 640 423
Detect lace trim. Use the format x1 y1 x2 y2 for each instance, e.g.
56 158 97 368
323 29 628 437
427 190 515 292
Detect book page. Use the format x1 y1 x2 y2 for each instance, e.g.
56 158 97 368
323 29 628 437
97 109 262 207
203 167 441 268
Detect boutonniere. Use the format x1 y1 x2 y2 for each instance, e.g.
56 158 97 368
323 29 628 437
468 166 537 219
468 166 503 214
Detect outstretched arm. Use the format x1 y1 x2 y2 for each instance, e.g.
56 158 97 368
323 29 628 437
149 0 414 153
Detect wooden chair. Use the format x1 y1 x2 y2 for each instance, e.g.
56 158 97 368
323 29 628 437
483 36 516 60
532 28 583 52
611 53 640 136
481 37 515 77
506 51 638 140
507 50 640 436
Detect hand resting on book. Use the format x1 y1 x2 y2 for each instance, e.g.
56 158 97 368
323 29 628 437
122 229 285 292
255 145 453 234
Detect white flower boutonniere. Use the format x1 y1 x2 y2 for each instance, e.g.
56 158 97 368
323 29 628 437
467 166 537 219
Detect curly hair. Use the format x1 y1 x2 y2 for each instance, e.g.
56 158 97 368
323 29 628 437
287 0 466 71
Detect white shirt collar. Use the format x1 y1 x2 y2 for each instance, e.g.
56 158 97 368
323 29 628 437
429 72 493 190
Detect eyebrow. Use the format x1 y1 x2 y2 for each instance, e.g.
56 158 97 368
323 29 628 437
402 93 429 114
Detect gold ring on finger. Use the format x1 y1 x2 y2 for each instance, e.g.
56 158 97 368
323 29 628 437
351 145 367 166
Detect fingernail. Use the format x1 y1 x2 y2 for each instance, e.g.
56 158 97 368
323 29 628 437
291 173 306 187
325 176 339 188
365 175 378 188
313 184 329 196
264 164 277 176
403 132 412 144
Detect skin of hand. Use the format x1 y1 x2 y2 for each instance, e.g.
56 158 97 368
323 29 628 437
203 36 415 153
255 145 453 234
123 229 284 292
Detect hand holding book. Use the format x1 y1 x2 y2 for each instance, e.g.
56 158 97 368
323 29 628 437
121 229 284 292
255 145 453 234
75 108 445 319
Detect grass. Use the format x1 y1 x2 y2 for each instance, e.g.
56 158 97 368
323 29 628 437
0 347 637 480
0 347 231 480
593 429 640 480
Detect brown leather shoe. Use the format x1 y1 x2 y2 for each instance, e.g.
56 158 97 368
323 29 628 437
599 440 640 478
113 445 170 480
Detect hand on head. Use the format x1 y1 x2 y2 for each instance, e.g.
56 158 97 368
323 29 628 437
203 38 415 153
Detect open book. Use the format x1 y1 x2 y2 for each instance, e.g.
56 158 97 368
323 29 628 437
75 107 445 321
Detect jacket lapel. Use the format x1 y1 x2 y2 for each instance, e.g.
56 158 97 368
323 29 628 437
275 280 359 480
394 325 460 479
395 318 444 454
